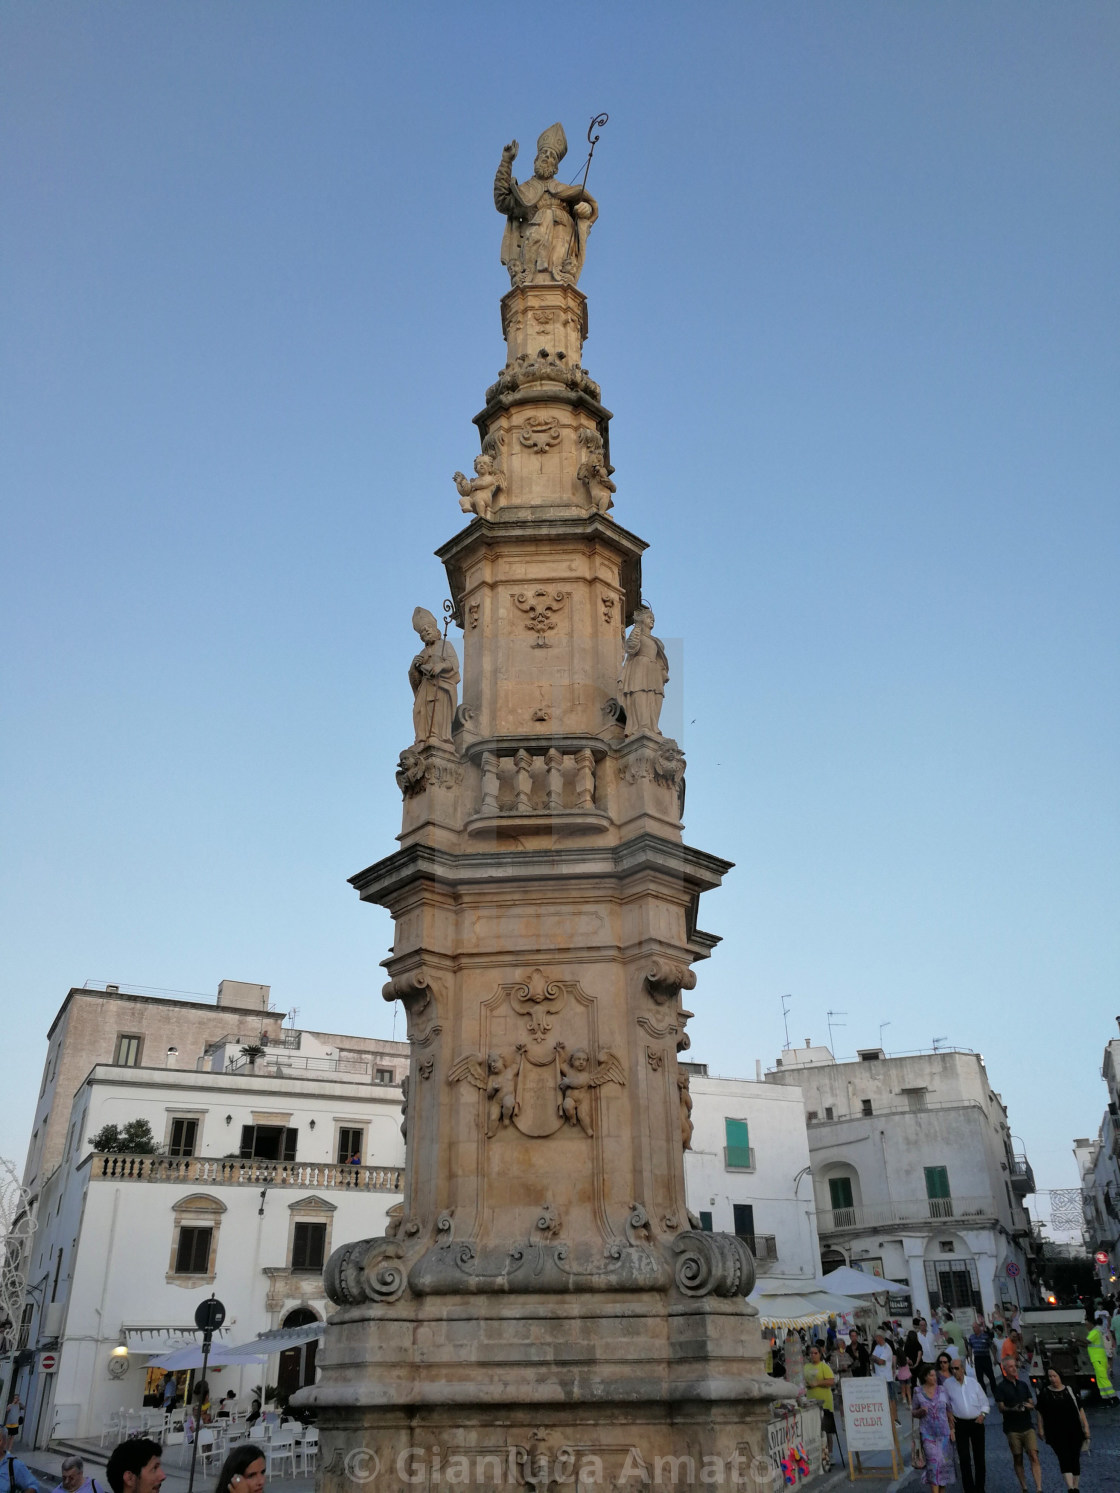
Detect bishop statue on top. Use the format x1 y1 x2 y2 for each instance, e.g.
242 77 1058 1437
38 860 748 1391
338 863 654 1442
494 123 598 287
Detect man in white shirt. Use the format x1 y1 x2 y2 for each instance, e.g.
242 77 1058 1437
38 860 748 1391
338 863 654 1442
870 1330 897 1419
917 1316 937 1364
945 1357 988 1493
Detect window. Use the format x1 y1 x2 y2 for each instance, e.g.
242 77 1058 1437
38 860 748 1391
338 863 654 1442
17 1303 33 1351
291 1221 327 1271
860 1098 874 1116
724 1118 752 1170
828 1176 855 1212
115 1034 142 1067
337 1128 364 1165
51 1247 64 1303
374 1068 394 1085
698 1211 713 1232
240 1125 298 1161
824 1106 835 1121
938 1240 955 1254
169 1119 198 1158
904 1089 928 1112
732 1204 755 1247
925 1166 953 1218
174 1226 213 1275
806 1111 819 1123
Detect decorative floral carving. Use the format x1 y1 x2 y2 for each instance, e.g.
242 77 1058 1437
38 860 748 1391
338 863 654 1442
418 1054 435 1081
646 1045 665 1071
507 966 570 1040
534 1204 561 1239
518 415 562 453
625 1203 651 1246
323 1236 407 1305
601 592 616 625
513 588 568 647
643 957 697 1005
671 1231 756 1299
486 353 600 404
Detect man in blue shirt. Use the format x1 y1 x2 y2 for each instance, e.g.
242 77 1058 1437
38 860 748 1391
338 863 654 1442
0 1428 37 1492
967 1317 998 1398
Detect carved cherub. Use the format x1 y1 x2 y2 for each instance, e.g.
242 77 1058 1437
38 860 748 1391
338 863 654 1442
448 1049 521 1138
453 452 505 519
557 1047 626 1137
576 427 616 514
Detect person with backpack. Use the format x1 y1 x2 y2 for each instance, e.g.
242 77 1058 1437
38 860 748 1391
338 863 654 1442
0 1428 37 1493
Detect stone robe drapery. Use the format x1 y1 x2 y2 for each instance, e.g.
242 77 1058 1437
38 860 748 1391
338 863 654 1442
409 637 459 744
494 163 598 287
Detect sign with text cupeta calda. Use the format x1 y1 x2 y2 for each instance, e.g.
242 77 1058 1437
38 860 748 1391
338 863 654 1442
842 1376 895 1452
766 1404 824 1481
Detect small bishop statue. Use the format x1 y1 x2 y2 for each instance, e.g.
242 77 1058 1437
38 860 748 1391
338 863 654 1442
494 123 598 287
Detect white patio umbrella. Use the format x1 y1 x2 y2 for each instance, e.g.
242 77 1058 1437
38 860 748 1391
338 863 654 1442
748 1286 864 1327
147 1342 266 1370
813 1265 908 1295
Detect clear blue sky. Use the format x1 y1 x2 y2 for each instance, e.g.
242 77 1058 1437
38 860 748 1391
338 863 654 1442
3 3 1117 1221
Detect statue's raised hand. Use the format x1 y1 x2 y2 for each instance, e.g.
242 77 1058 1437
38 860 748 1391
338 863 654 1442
502 140 519 162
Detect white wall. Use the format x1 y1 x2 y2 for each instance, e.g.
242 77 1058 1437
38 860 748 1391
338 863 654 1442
684 1077 819 1281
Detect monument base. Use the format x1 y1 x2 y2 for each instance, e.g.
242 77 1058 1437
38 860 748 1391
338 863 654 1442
302 1292 786 1491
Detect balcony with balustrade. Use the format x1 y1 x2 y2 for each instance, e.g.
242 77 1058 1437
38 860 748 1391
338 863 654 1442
815 1195 998 1235
88 1152 403 1193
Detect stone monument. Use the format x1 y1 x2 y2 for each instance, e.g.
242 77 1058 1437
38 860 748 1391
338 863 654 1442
304 123 782 1490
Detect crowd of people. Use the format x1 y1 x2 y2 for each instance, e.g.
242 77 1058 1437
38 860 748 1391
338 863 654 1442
764 1299 1115 1492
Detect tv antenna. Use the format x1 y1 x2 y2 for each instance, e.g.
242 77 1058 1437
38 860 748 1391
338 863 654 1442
879 1020 891 1052
932 1036 947 1052
827 1009 847 1053
781 994 792 1050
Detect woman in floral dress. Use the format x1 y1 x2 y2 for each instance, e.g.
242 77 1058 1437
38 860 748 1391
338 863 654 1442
911 1364 956 1490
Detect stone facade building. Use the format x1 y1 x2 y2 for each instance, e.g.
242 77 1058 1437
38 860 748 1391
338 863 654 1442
765 1043 1037 1315
1075 1025 1120 1291
3 981 407 1447
683 1066 820 1284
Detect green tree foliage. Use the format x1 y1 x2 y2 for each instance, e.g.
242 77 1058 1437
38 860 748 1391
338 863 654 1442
88 1118 159 1154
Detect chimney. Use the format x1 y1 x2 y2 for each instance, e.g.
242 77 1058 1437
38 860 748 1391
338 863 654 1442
805 1038 811 1048
166 1047 179 1067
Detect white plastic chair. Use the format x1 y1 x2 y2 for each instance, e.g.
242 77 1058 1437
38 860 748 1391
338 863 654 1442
197 1428 221 1475
265 1432 296 1481
299 1428 319 1475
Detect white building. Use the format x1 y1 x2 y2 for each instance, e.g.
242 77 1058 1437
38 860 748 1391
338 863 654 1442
765 1043 1037 1318
683 1064 820 1283
2 981 407 1447
1075 1026 1120 1291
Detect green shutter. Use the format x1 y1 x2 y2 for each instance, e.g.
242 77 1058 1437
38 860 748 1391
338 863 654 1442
724 1118 751 1168
829 1176 854 1211
924 1166 951 1200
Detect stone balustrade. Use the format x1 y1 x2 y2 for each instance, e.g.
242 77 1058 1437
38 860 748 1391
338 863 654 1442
465 740 609 834
89 1151 403 1192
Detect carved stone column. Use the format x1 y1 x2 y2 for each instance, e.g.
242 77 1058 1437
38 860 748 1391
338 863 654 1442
302 124 781 1491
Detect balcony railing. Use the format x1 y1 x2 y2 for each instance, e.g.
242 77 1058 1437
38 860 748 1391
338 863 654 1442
816 1195 998 1233
723 1147 756 1173
223 1051 394 1082
1010 1154 1035 1196
807 1098 986 1125
90 1152 403 1192
742 1233 779 1268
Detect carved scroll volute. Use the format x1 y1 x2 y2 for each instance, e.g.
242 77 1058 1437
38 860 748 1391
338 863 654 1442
382 968 440 1035
643 958 697 1006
